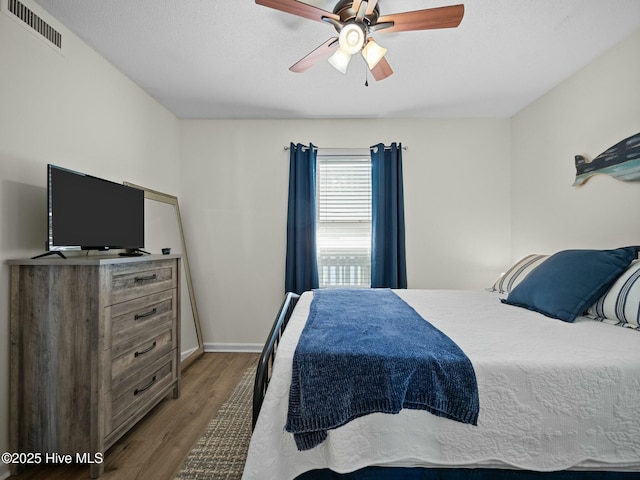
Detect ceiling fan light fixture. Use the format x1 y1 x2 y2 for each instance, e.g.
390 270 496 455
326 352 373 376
328 47 352 74
338 23 365 54
362 38 387 69
258 0 465 82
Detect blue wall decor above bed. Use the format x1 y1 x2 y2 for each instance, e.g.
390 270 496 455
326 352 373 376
573 132 640 186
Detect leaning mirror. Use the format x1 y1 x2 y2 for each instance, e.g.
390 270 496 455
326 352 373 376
124 182 204 370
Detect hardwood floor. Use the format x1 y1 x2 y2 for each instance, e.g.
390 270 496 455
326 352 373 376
12 352 259 480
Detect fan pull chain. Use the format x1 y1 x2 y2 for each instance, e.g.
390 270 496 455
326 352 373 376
364 62 369 87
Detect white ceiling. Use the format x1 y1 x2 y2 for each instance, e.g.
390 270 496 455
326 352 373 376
33 0 640 120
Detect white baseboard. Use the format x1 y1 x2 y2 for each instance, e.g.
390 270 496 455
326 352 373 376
181 345 199 362
204 342 262 353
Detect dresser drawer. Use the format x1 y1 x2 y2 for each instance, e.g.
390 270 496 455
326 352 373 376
109 289 176 350
109 259 177 305
111 353 176 432
111 327 175 389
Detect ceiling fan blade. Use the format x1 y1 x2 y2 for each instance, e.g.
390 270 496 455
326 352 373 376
377 4 464 33
255 0 340 23
290 37 339 73
370 56 393 81
351 0 377 18
355 1 367 22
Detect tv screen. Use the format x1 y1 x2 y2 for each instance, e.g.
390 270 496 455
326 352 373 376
47 164 145 252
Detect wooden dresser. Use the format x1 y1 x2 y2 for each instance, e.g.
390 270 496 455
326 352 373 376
8 255 181 478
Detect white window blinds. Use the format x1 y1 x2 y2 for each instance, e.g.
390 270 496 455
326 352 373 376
316 152 371 288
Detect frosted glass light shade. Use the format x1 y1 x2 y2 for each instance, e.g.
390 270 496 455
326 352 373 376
328 48 352 74
362 39 387 70
339 24 365 54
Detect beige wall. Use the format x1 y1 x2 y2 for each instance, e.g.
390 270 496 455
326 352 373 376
0 1 180 476
178 118 512 350
511 29 640 257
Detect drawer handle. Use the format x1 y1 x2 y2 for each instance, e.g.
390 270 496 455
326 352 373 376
135 341 157 357
134 308 157 320
134 376 157 396
134 274 157 282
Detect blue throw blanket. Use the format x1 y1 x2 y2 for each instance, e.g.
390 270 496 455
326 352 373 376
286 288 479 450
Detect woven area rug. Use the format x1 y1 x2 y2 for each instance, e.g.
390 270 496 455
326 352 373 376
175 366 255 480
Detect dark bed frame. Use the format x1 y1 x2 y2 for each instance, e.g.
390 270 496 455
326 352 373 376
253 291 299 429
251 292 638 480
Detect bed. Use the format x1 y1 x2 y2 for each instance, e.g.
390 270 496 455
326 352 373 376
243 248 640 480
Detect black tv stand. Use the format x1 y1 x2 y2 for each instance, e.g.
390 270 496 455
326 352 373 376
32 251 67 260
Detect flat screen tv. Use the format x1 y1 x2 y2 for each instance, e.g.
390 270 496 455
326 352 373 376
46 164 145 253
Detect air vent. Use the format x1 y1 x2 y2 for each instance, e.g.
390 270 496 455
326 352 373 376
8 0 61 48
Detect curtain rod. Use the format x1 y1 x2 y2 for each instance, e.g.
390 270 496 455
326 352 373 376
283 145 408 151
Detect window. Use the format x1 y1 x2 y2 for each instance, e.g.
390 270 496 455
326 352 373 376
316 151 371 288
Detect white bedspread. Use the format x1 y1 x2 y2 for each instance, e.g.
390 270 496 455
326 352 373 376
242 290 640 480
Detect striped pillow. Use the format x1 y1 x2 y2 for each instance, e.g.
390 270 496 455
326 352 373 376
490 254 549 294
586 260 640 329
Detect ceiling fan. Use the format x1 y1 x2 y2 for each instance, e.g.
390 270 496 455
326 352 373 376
255 0 464 81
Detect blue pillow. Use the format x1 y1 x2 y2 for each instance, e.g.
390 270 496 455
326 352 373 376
502 247 639 322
